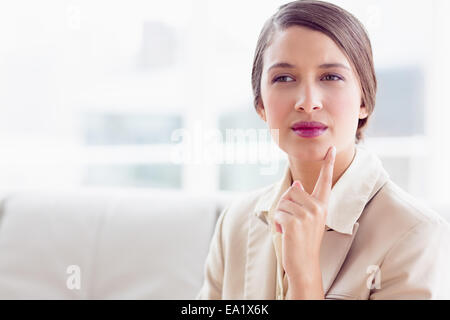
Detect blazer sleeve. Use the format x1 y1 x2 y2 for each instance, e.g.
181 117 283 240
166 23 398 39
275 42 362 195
369 219 450 299
195 206 228 300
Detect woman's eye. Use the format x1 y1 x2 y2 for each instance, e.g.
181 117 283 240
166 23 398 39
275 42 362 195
273 75 294 83
322 74 343 81
272 74 343 83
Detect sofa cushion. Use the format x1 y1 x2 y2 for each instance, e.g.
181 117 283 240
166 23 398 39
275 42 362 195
0 187 218 299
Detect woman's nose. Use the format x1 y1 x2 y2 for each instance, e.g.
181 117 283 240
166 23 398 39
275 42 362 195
294 84 323 112
294 103 322 112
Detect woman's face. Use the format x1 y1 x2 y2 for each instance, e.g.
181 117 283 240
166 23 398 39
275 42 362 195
258 26 368 161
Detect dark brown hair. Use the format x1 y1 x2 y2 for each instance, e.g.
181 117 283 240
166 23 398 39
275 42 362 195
251 0 376 144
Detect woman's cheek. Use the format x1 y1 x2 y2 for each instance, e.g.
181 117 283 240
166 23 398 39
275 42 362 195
329 104 360 141
326 90 357 115
266 97 291 123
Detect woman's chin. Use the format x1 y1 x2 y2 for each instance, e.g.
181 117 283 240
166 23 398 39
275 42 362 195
285 145 328 162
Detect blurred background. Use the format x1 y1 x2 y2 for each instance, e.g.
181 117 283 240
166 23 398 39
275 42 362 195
0 0 449 217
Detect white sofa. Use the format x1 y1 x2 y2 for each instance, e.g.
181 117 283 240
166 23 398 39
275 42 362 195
1 187 449 300
0 187 234 299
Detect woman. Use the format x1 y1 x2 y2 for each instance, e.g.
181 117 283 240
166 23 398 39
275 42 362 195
196 0 450 300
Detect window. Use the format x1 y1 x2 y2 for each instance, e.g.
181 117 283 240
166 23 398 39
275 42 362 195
0 0 448 218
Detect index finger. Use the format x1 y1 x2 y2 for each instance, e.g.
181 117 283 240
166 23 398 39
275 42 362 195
312 146 336 203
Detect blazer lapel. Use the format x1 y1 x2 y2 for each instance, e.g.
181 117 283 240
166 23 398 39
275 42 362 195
320 222 360 295
245 215 360 299
244 213 277 299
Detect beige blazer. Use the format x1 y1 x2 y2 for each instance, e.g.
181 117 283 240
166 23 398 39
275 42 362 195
196 145 450 300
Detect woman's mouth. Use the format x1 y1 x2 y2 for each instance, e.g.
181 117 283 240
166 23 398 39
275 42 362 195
291 121 328 138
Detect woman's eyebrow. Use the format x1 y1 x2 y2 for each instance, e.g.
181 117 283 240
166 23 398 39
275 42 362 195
267 62 350 72
318 63 350 71
267 62 296 72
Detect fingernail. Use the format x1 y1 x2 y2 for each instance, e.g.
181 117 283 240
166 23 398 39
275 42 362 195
292 180 304 191
331 146 336 158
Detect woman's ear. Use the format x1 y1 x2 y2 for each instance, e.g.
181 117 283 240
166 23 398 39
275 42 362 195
256 100 267 122
359 104 368 119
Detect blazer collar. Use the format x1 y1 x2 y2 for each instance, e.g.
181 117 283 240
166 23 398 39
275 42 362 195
254 145 390 235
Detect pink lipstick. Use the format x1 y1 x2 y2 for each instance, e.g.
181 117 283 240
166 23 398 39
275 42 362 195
291 121 328 138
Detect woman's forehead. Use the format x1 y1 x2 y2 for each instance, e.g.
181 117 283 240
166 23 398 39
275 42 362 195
263 26 351 71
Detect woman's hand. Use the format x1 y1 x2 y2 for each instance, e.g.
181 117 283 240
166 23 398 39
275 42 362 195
273 145 336 298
